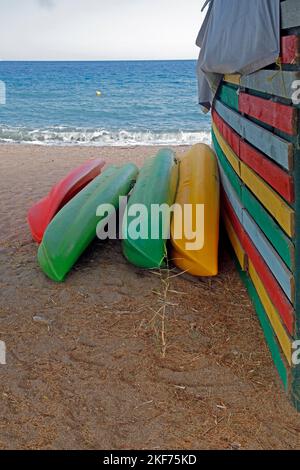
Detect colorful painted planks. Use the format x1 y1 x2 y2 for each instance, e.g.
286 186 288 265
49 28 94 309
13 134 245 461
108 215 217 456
223 213 247 271
215 1 300 405
238 91 297 136
214 100 293 171
219 164 294 303
212 123 240 175
213 123 295 271
248 260 292 366
242 210 294 302
240 163 294 238
239 141 294 203
212 109 240 156
238 264 289 390
224 70 300 102
222 191 295 338
212 115 295 237
242 188 295 272
212 106 295 203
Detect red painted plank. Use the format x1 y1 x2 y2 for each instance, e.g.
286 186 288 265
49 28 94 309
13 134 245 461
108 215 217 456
240 141 295 203
281 35 300 65
213 108 295 203
239 92 297 136
222 191 295 335
212 109 240 156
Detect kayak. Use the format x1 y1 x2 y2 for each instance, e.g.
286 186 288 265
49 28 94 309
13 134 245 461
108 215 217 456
38 163 138 282
170 144 220 276
28 158 105 243
122 149 178 269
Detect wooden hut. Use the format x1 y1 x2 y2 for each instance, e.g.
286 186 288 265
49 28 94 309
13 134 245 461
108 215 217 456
212 0 300 409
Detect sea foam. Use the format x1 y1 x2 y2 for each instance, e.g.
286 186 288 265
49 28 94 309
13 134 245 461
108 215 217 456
0 126 211 147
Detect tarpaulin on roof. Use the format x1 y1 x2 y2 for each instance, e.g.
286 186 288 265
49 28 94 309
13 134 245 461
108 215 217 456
196 0 280 112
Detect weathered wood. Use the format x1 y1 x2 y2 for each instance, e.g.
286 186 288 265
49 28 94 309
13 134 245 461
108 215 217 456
212 109 240 155
218 161 243 224
223 193 295 336
216 109 296 274
238 265 289 390
248 260 293 366
222 192 246 244
213 106 295 202
218 84 239 111
240 163 295 238
242 187 295 275
244 231 295 340
243 210 294 302
240 141 295 203
212 123 240 175
223 213 247 270
214 100 293 171
281 35 300 65
220 158 294 303
240 69 300 101
212 131 242 200
281 0 300 30
239 91 297 136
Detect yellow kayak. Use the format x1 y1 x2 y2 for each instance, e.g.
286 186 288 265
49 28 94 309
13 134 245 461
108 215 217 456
170 144 220 276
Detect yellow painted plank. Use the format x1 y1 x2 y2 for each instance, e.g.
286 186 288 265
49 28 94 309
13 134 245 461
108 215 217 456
223 213 247 270
224 74 241 86
212 123 241 175
248 260 292 366
240 162 294 238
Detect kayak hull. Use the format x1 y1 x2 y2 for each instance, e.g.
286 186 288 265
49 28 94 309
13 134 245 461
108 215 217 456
38 164 138 282
171 144 220 277
122 149 178 269
28 158 105 243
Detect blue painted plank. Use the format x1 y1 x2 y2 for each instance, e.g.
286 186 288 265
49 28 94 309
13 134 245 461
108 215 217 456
240 70 300 103
243 211 294 302
217 163 243 223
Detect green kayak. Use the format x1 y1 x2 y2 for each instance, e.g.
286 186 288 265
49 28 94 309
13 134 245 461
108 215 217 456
38 163 138 282
122 149 178 269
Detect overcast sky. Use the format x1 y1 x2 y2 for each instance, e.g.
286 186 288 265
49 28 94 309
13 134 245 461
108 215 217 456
0 0 206 60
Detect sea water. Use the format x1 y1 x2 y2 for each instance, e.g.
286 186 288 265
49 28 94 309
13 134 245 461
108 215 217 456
0 60 211 146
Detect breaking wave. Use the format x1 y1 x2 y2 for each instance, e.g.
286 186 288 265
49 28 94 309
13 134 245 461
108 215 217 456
0 126 211 147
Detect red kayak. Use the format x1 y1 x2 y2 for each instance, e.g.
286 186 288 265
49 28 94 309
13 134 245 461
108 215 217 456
28 158 105 243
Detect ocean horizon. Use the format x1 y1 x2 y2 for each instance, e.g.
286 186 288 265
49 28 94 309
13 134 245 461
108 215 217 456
0 60 211 147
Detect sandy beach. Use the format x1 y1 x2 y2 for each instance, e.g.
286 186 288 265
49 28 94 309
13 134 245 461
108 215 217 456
0 143 299 450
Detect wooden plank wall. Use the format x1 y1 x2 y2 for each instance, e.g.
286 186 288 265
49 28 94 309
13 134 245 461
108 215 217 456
212 0 300 410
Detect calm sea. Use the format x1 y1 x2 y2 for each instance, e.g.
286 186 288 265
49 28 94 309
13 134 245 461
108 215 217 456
0 60 211 146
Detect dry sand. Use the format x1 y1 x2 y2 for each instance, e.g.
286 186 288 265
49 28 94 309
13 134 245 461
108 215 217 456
0 143 299 450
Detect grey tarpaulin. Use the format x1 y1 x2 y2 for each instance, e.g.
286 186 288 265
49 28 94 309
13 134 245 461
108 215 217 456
196 0 280 112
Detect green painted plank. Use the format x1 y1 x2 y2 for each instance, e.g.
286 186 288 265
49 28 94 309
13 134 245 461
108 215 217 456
235 260 289 391
218 84 239 111
242 187 295 271
212 131 242 198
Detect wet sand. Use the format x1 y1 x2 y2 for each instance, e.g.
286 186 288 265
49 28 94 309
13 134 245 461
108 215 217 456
0 144 299 450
